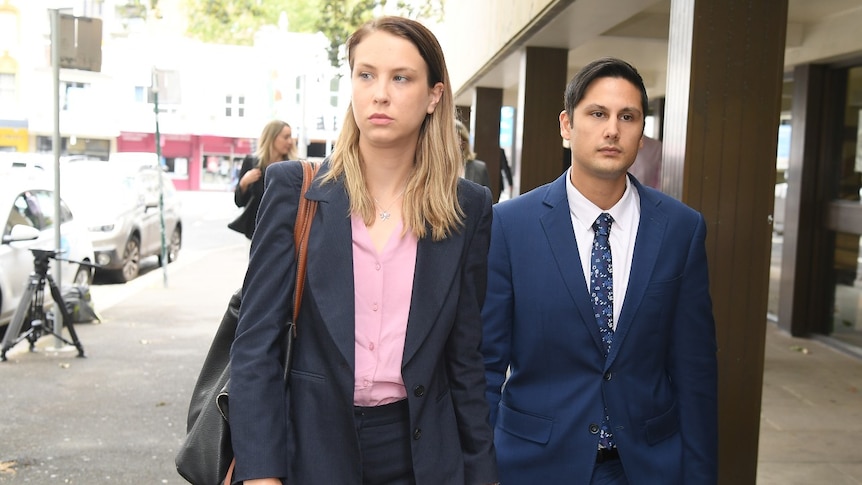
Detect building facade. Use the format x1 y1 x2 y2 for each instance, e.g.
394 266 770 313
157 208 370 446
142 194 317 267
438 0 862 481
0 0 349 191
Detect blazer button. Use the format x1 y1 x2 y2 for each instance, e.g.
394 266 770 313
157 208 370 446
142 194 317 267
589 424 600 434
413 385 425 397
413 428 422 440
604 371 612 381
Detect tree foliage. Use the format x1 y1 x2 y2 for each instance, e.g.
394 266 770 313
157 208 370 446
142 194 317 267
315 0 445 68
181 0 444 65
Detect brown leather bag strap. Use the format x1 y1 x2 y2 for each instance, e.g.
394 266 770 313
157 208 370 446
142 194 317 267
292 160 320 335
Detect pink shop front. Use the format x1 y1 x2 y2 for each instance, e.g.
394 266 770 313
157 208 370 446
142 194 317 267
117 132 253 191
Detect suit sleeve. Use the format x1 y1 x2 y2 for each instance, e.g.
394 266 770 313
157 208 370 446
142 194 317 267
481 203 514 425
672 213 719 483
229 161 303 482
445 185 499 484
234 155 255 208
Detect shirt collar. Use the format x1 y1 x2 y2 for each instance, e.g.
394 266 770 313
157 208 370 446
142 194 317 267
565 169 638 233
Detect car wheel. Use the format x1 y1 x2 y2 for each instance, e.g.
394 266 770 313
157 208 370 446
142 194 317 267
73 265 93 287
159 227 181 265
113 236 141 283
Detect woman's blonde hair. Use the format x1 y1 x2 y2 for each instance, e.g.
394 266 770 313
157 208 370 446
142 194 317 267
454 119 476 162
255 120 297 169
322 16 463 241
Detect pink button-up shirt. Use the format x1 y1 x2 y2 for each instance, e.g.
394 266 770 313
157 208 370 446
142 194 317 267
351 213 417 406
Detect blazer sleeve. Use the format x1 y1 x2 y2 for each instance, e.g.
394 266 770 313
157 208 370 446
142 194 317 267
481 202 514 425
445 183 499 484
673 212 719 483
229 161 304 482
234 155 256 208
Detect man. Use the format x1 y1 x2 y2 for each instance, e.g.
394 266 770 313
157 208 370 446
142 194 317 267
482 57 718 484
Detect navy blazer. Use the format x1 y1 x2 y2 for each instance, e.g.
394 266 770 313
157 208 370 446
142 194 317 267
482 172 718 484
229 160 498 484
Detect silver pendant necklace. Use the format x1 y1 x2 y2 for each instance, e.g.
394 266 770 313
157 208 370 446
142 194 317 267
373 189 406 221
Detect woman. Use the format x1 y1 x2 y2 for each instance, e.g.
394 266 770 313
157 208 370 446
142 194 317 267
228 120 297 239
455 119 491 189
229 16 499 485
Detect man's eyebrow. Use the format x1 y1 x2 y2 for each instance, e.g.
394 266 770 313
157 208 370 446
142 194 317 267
581 103 643 117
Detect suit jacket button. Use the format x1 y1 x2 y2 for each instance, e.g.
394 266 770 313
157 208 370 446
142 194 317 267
589 424 600 434
413 428 422 440
604 371 612 381
413 385 425 397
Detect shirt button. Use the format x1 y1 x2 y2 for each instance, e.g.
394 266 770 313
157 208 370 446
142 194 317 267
413 428 422 440
369 342 375 351
375 263 381 271
589 424 600 434
372 303 379 311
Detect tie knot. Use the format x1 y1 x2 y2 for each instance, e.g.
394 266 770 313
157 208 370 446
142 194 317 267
593 213 613 237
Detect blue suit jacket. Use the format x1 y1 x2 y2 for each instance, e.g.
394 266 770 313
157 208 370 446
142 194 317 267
229 161 498 484
482 172 718 484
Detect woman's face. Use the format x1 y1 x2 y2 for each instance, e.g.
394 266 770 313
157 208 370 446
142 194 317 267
350 30 444 149
273 125 295 157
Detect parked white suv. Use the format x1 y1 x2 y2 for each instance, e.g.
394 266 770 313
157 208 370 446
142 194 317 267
61 158 182 283
0 169 95 334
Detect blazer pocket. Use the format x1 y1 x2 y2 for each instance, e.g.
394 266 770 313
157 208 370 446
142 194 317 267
642 401 680 445
290 368 325 382
497 402 553 444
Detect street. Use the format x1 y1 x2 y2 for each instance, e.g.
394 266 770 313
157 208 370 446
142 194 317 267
0 190 248 484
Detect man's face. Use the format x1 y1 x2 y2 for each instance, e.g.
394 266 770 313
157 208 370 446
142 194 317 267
559 76 644 183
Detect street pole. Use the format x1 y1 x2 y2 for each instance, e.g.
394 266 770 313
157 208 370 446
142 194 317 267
152 68 168 288
50 7 64 346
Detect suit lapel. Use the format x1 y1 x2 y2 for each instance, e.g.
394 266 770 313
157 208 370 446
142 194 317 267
607 178 667 365
304 167 356 369
541 175 607 353
402 224 462 366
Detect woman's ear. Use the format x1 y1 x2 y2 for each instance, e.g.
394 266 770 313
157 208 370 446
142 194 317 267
427 83 444 114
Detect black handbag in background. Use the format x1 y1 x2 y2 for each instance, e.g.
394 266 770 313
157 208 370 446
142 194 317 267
176 160 320 484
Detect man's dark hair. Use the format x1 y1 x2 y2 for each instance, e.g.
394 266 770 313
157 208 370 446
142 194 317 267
563 57 648 128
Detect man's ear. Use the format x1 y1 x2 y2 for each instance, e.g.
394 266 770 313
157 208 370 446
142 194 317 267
559 110 572 140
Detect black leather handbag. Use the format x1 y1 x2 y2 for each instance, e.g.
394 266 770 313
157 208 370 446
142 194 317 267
176 160 319 485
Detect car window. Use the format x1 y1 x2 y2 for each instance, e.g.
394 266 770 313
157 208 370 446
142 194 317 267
5 193 39 236
32 190 57 230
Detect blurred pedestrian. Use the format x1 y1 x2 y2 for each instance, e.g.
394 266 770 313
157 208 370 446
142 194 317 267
229 16 499 485
227 120 298 239
628 135 662 189
455 119 491 189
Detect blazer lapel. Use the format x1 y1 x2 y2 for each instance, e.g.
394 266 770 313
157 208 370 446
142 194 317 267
304 167 356 369
607 177 668 365
541 174 607 354
401 226 462 366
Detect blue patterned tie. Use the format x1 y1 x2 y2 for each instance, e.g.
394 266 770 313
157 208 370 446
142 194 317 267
590 213 615 449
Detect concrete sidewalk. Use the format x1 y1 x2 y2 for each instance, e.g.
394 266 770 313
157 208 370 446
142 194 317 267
757 323 862 484
1 240 860 483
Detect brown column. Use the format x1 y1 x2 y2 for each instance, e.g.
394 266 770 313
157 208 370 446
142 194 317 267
778 65 830 336
664 0 788 482
517 47 568 193
472 87 503 201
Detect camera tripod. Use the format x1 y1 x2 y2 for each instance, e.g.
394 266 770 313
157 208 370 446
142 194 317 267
1 249 91 361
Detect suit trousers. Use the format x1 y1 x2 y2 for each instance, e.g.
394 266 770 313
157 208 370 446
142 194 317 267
354 399 416 485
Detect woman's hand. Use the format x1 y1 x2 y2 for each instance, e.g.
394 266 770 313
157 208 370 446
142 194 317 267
240 168 262 192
